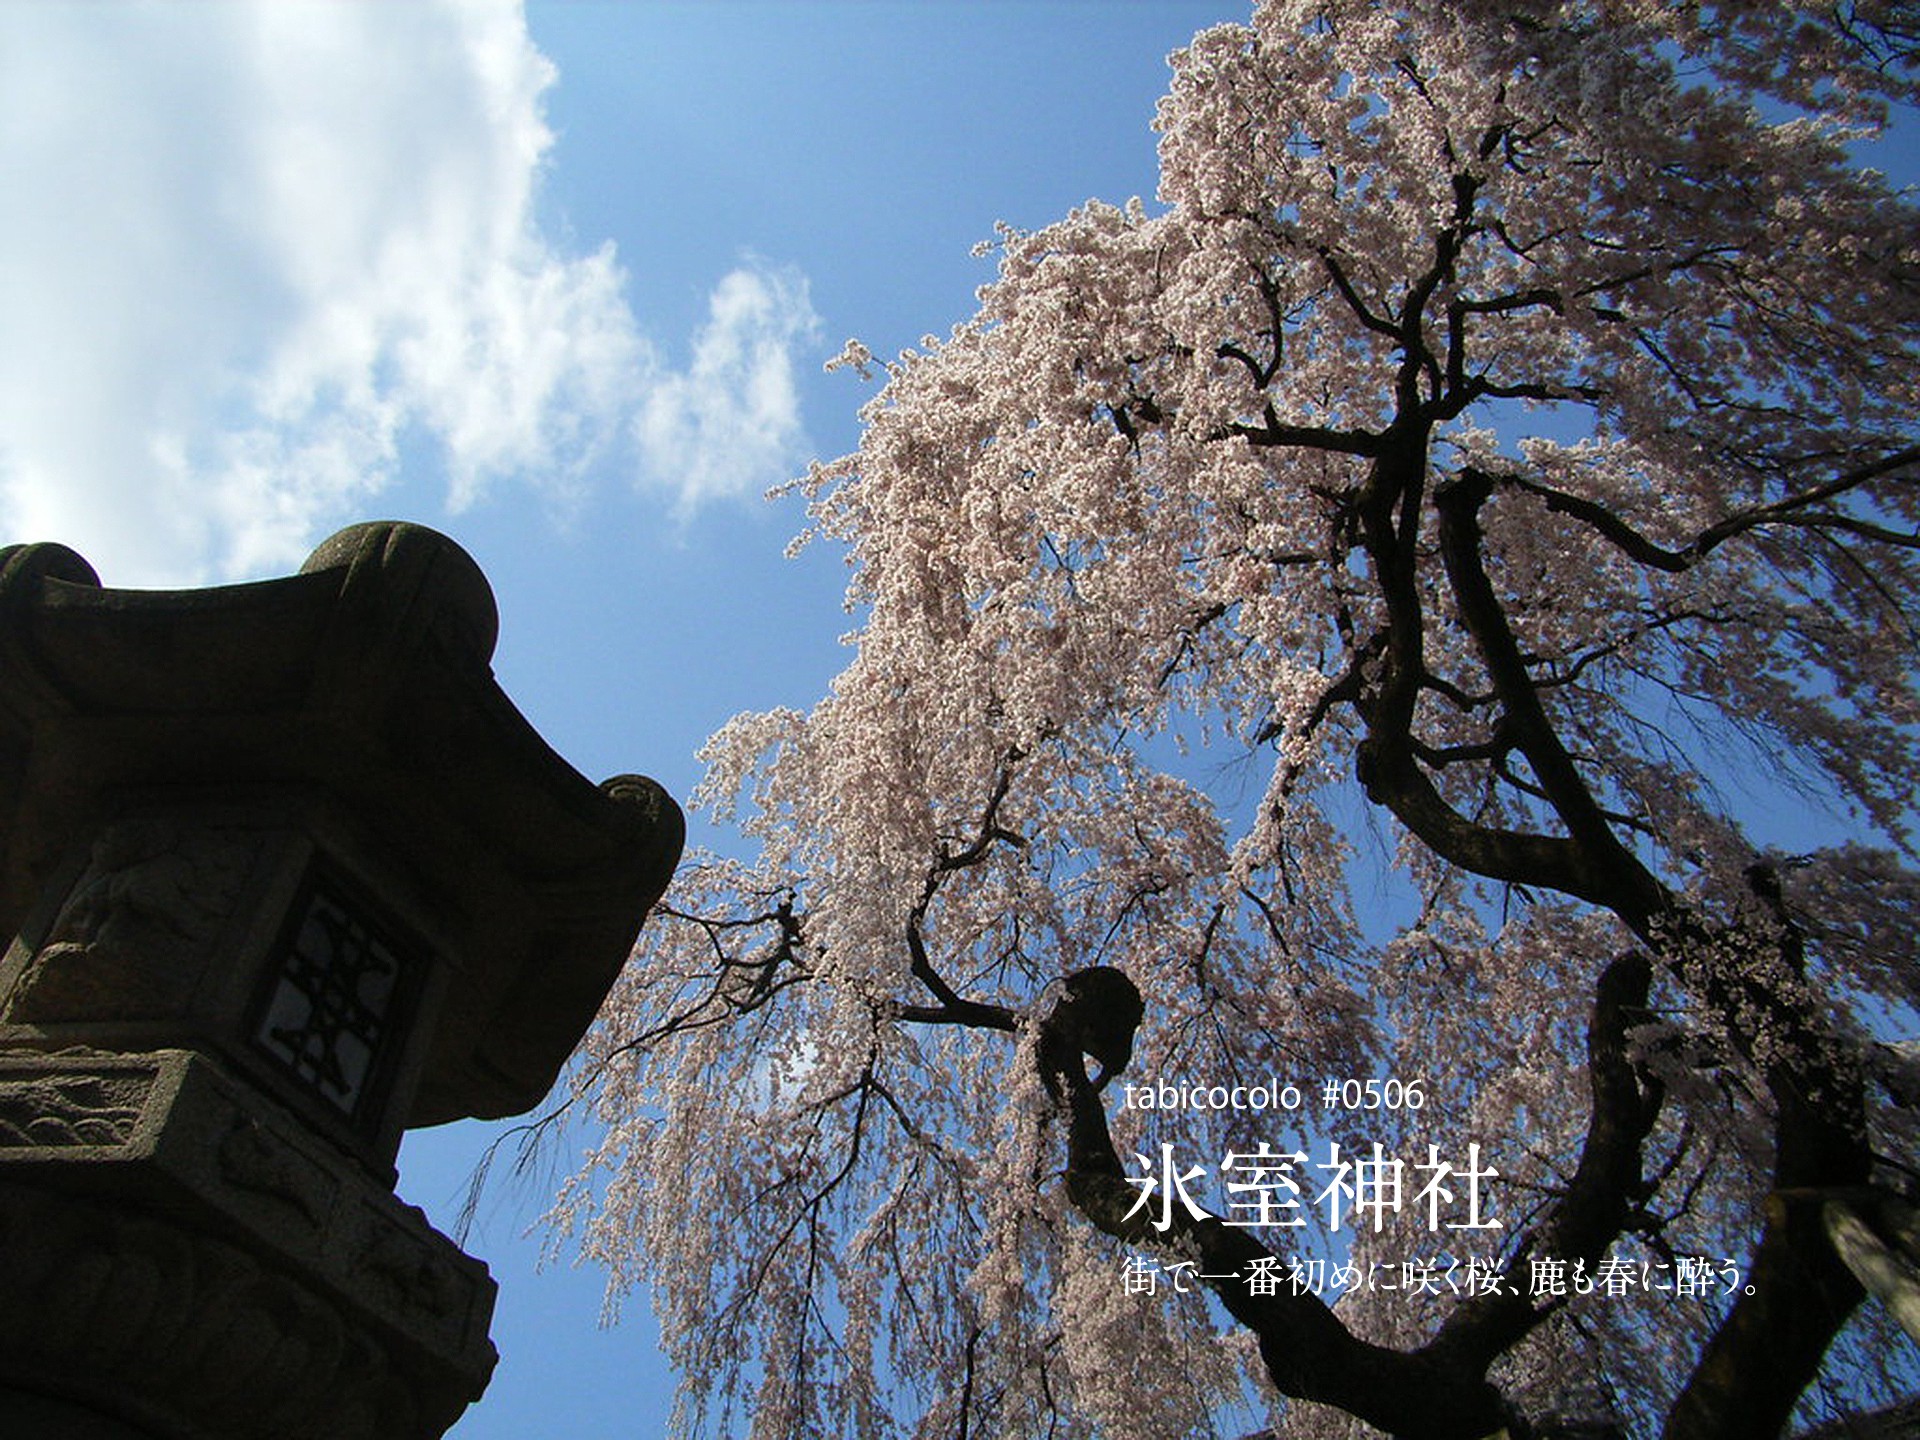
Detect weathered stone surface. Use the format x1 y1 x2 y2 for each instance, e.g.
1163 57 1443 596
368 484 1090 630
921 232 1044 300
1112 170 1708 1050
0 522 684 1438
0 1179 431 1439
7 819 258 1025
0 521 683 1126
0 1050 495 1375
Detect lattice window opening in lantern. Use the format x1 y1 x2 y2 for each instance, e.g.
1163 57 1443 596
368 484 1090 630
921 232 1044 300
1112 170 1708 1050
249 875 423 1131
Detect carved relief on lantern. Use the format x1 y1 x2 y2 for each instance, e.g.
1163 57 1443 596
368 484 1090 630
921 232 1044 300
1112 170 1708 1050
6 818 257 1024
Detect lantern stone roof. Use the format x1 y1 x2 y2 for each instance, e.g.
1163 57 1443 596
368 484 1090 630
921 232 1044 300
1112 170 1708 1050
0 521 682 1126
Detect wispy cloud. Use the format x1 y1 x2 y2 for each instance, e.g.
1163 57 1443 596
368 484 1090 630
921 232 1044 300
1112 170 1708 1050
634 264 822 516
0 1 818 586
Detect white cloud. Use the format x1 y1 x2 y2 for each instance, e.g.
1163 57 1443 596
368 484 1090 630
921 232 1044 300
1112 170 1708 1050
0 1 817 586
635 264 822 516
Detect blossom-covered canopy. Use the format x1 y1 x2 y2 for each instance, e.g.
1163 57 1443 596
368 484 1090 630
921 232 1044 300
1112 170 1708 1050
560 4 1920 1436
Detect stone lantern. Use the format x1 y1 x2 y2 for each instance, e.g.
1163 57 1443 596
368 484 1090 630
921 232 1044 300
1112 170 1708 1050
0 522 683 1439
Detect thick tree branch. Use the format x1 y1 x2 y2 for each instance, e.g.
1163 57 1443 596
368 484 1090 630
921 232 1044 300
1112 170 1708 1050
1662 870 1872 1440
1437 467 1669 926
1499 444 1920 574
1427 953 1664 1373
1036 970 1516 1440
1349 446 1610 904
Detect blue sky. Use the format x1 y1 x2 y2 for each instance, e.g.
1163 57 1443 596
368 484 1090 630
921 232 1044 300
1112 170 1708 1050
0 3 1239 1434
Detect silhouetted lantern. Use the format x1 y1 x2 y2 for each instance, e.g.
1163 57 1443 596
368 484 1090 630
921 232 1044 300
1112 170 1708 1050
0 522 682 1440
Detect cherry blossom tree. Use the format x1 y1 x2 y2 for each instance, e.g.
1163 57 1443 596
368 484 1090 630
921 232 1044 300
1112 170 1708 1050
554 3 1920 1436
